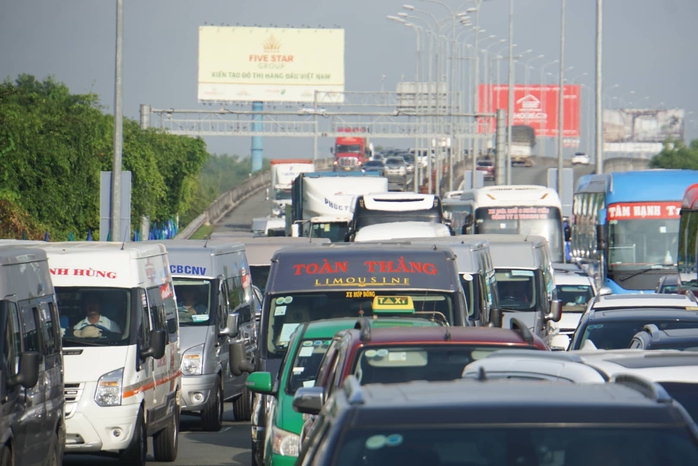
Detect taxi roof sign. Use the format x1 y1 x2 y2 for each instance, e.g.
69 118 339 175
372 296 415 314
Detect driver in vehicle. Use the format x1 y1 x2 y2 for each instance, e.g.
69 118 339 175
73 296 121 336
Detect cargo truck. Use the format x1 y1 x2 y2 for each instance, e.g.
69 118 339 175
331 127 373 172
286 172 389 241
267 159 315 217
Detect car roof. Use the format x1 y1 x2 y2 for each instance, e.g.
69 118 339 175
344 325 547 347
574 349 698 383
341 378 680 426
301 317 439 340
587 308 698 321
591 293 698 310
555 271 594 286
462 353 608 383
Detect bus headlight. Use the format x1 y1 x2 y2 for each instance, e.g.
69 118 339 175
95 368 124 406
182 344 204 376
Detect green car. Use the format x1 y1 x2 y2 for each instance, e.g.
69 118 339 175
246 316 441 466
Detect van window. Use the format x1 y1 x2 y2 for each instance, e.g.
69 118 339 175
38 302 58 356
495 270 538 312
139 290 151 350
147 288 167 332
3 302 21 376
19 307 39 353
174 280 212 327
57 288 132 347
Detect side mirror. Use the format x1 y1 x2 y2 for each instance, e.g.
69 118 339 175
9 352 41 389
141 329 167 360
463 214 474 228
596 223 607 251
265 188 270 201
221 313 240 338
548 334 571 352
564 223 572 242
546 300 563 323
292 387 325 415
598 287 613 296
489 308 503 328
245 372 274 394
291 223 300 238
229 342 254 376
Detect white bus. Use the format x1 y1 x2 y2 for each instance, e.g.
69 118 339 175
460 185 565 263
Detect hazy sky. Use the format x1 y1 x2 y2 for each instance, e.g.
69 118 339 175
2 0 696 160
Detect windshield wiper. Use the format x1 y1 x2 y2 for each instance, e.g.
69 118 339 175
619 265 671 282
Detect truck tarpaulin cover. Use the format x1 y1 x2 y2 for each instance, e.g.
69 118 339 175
478 84 581 138
270 250 457 293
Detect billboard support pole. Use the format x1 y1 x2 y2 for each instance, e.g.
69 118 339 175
111 0 123 242
595 0 604 174
506 0 514 185
556 0 566 198
495 109 506 185
251 101 263 173
313 91 319 161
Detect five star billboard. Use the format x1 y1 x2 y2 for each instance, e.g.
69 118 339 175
198 26 345 103
478 84 581 139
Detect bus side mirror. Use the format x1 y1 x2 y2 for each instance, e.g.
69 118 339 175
564 223 571 242
596 224 607 251
489 308 503 328
463 214 474 228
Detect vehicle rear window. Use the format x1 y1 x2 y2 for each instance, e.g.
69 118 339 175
577 320 698 350
352 345 536 384
334 427 698 466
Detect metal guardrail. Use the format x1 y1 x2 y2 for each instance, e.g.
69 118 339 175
176 158 334 239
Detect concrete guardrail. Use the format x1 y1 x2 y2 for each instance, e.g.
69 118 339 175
177 157 334 239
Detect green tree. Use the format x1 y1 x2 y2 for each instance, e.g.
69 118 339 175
649 139 698 170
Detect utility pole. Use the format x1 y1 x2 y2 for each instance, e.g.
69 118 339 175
556 0 566 197
111 0 123 242
506 0 514 184
595 0 604 173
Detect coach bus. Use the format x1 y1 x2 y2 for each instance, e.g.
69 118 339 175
460 185 565 263
678 183 698 290
572 170 698 294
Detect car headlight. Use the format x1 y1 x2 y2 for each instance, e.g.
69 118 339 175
95 368 124 406
181 343 204 376
271 425 301 457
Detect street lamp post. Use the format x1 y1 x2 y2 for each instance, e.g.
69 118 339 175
506 0 515 184
595 0 604 174
111 0 124 242
539 59 558 157
556 0 566 199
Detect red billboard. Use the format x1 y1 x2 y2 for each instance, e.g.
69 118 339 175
478 84 581 138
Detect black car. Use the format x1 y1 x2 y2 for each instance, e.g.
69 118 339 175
295 376 698 466
361 160 386 176
655 274 681 294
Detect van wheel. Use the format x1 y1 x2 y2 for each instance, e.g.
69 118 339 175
201 377 223 431
120 409 146 466
153 404 179 462
0 445 11 466
233 384 252 421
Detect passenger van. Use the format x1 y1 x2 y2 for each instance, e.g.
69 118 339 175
37 242 180 466
346 193 446 241
0 246 65 466
238 242 467 458
477 234 562 337
157 240 255 427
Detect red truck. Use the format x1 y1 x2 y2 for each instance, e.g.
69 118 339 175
332 127 372 172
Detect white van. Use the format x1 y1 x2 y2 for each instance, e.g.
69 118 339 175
158 240 255 427
38 242 180 466
0 246 66 465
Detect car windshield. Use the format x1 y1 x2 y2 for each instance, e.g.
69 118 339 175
353 345 536 384
333 427 698 466
310 222 348 243
577 319 698 350
364 162 383 168
56 287 132 347
274 189 292 201
285 338 332 395
495 269 538 312
557 284 594 312
266 291 454 356
174 279 212 326
385 158 404 166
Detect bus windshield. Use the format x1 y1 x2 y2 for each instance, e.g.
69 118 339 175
608 218 678 268
474 206 563 262
265 291 454 357
56 287 133 347
173 279 213 327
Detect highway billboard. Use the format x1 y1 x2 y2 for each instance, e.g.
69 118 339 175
603 108 685 153
478 84 581 138
198 26 345 103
